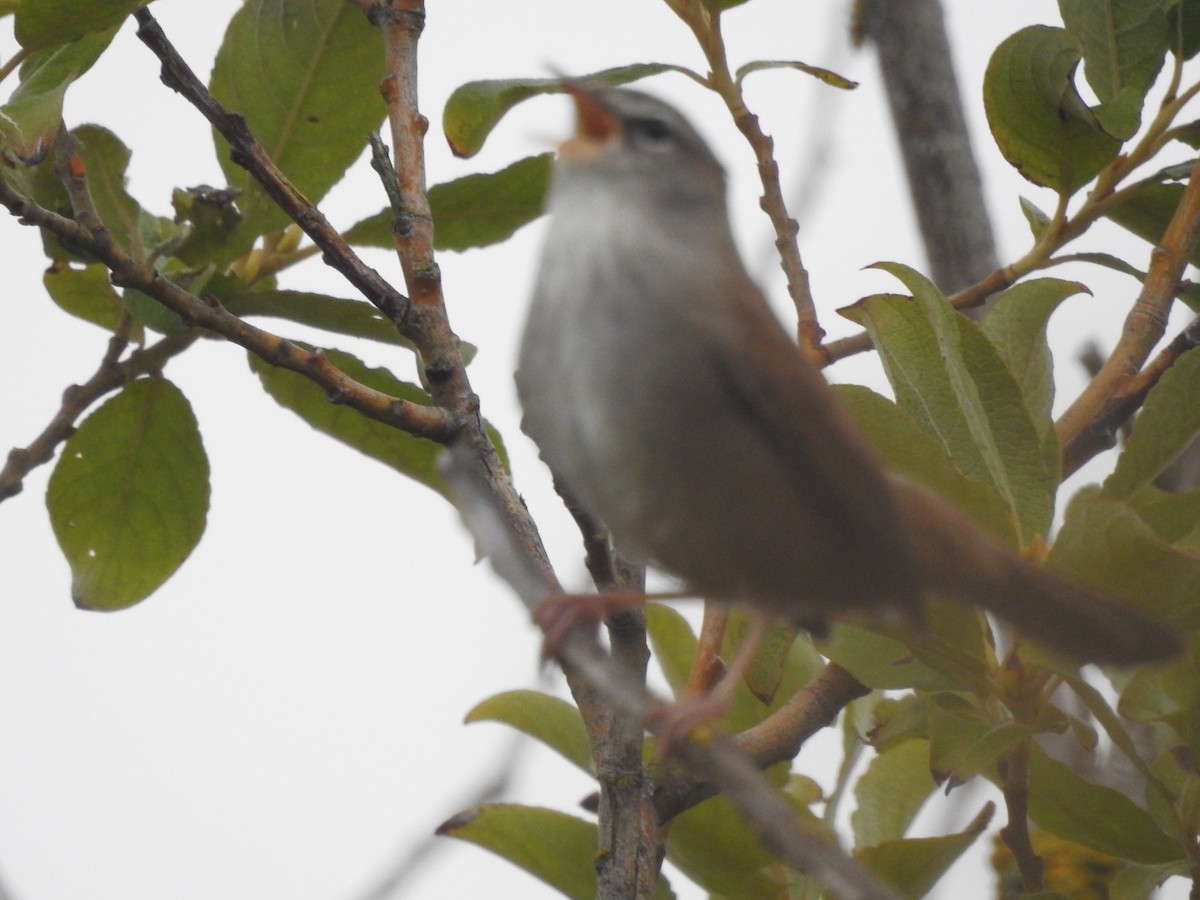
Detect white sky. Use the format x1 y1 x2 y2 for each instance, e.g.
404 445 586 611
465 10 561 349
0 1 1192 898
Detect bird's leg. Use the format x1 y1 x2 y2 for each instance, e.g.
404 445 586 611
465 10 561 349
533 589 646 660
650 611 773 756
687 602 731 692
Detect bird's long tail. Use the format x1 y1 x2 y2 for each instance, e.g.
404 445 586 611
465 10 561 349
892 478 1181 665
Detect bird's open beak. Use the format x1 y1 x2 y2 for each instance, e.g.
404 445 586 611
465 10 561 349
559 85 621 159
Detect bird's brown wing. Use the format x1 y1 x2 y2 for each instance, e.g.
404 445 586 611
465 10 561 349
695 275 924 615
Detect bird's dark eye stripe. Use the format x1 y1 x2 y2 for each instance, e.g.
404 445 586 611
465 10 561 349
627 116 672 140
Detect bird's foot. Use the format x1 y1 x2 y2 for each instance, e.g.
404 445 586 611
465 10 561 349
533 589 645 660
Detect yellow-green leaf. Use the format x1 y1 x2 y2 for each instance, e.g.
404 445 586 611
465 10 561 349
46 377 209 610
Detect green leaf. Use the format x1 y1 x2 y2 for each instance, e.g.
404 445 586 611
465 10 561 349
1026 745 1185 863
1168 0 1200 59
169 185 244 267
1105 347 1200 497
438 804 675 900
1129 486 1200 549
700 0 752 11
1059 0 1169 135
0 65 67 163
1119 654 1200 751
842 264 1058 542
668 793 820 899
734 59 857 90
852 739 935 846
466 690 592 772
928 696 1031 787
14 0 148 52
835 384 1016 543
981 277 1088 432
645 602 697 696
43 261 143 340
220 288 416 350
345 154 552 252
208 0 385 244
856 804 994 900
248 347 451 497
1103 181 1200 265
1111 860 1193 900
1052 489 1200 628
71 124 144 257
983 25 1122 193
443 64 682 159
0 25 118 164
1019 196 1051 237
46 377 210 611
821 624 957 692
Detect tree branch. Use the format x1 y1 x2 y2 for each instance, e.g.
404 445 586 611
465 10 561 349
0 162 454 442
440 444 900 900
998 741 1045 893
653 662 869 821
0 331 194 503
1056 153 1200 465
858 0 999 298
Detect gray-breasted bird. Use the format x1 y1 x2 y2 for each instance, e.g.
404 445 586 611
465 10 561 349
516 86 1179 666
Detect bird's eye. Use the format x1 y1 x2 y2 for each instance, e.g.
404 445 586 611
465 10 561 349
627 116 673 145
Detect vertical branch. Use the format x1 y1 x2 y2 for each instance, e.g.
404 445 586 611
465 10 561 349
858 0 1000 298
553 477 658 900
367 1 477 422
998 741 1045 893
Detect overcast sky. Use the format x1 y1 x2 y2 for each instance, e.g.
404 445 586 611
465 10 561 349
0 2 1191 898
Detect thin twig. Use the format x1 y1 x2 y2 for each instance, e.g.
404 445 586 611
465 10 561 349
665 3 821 353
0 166 454 442
1061 316 1200 476
132 10 410 325
1056 153 1200 461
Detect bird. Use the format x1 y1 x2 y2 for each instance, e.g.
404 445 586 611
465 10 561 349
515 84 1180 668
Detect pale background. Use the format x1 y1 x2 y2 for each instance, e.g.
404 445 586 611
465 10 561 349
0 2 1190 898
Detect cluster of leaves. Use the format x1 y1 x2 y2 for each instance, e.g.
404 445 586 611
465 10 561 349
3 0 1200 898
0 0 540 610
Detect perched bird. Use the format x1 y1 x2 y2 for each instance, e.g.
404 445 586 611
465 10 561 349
516 85 1179 666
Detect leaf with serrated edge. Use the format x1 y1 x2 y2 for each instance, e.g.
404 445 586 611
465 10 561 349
46 377 209 610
